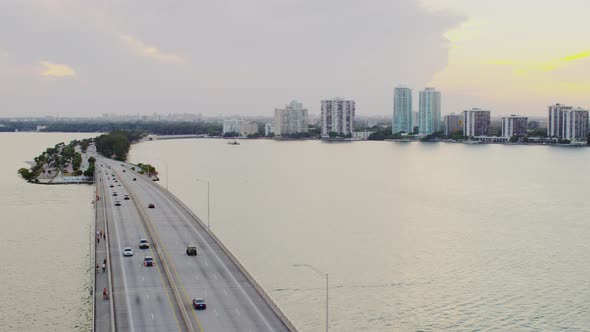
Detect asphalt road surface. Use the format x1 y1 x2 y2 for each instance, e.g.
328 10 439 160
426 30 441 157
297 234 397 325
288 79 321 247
97 158 292 332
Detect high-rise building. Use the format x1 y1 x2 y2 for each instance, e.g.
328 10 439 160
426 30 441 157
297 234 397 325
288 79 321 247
548 103 572 138
444 114 462 136
501 115 528 138
548 104 589 140
418 87 441 134
274 100 309 136
463 108 491 137
239 121 259 137
393 86 412 134
321 98 355 137
223 119 242 134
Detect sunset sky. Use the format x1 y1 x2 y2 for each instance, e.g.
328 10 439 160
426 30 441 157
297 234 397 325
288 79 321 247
0 0 588 117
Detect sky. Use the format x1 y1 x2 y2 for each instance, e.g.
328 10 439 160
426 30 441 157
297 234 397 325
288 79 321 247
0 0 588 118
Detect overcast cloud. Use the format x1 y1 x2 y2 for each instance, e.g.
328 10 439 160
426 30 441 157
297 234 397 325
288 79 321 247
0 1 462 117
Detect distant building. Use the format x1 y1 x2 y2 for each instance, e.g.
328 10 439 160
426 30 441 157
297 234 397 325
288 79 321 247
392 86 412 134
274 100 309 136
444 114 462 136
501 115 528 138
548 103 589 140
418 87 441 134
223 119 242 134
239 121 259 137
463 108 491 137
264 123 273 136
352 131 372 140
321 98 355 137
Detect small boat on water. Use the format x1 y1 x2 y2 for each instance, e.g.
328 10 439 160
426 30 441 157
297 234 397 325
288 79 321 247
227 140 240 145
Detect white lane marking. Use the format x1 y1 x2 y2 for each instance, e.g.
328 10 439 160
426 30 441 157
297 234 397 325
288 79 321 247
214 309 219 317
151 313 155 320
104 174 136 332
235 308 241 317
213 273 219 281
203 260 209 267
146 293 150 299
155 188 276 331
195 275 199 281
223 288 228 296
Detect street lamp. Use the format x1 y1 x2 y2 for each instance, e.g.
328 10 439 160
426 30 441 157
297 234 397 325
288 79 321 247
196 178 210 229
293 264 329 332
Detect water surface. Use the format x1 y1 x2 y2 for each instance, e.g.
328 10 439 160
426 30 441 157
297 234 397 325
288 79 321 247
129 139 590 331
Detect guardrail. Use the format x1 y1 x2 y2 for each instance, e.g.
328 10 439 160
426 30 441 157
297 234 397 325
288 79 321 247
116 168 195 332
101 175 116 332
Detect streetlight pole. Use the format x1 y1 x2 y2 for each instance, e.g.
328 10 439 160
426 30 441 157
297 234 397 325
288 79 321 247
165 160 168 191
196 178 210 229
294 264 329 332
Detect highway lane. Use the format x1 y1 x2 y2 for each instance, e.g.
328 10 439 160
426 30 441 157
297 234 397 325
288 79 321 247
106 160 293 331
98 164 186 332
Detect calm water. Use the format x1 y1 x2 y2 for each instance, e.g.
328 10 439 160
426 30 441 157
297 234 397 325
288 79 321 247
129 139 590 331
3 134 590 331
1 133 96 332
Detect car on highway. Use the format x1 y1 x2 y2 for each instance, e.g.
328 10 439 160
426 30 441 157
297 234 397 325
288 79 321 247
124 195 130 200
109 185 114 188
122 170 126 172
114 201 121 206
148 203 155 209
117 184 121 186
123 247 133 256
112 192 118 196
133 178 136 181
186 245 197 256
139 239 150 249
192 298 206 310
144 256 154 267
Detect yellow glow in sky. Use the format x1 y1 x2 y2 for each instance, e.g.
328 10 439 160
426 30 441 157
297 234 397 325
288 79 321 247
421 0 590 113
40 61 76 78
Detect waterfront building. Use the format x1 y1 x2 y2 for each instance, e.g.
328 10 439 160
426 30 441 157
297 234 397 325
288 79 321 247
223 119 242 134
274 100 309 136
501 115 528 138
412 112 419 132
463 108 491 137
444 114 462 136
418 88 441 134
264 123 273 136
321 98 356 137
392 86 412 134
239 121 259 137
548 104 589 140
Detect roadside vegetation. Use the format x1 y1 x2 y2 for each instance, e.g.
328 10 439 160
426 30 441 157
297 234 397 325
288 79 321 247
0 120 223 136
95 131 144 161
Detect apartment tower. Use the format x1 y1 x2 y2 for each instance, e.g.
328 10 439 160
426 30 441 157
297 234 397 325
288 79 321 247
321 98 356 137
418 87 441 134
393 86 412 134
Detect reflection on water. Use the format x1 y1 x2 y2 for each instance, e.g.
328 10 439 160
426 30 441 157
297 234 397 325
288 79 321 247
130 139 590 331
0 133 96 332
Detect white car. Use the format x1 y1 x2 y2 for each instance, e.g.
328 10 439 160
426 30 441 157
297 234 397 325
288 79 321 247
123 247 133 256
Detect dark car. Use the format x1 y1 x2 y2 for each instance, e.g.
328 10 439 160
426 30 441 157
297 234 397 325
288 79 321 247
192 298 206 310
122 170 126 172
186 245 197 256
148 203 155 209
133 178 137 181
109 185 114 188
112 192 118 196
139 239 150 249
124 196 130 200
144 256 154 267
114 201 121 206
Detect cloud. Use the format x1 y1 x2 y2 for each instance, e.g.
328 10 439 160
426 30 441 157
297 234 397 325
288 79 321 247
120 35 185 63
40 61 76 77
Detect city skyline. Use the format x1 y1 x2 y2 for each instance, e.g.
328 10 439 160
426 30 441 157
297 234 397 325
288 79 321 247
0 1 588 118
